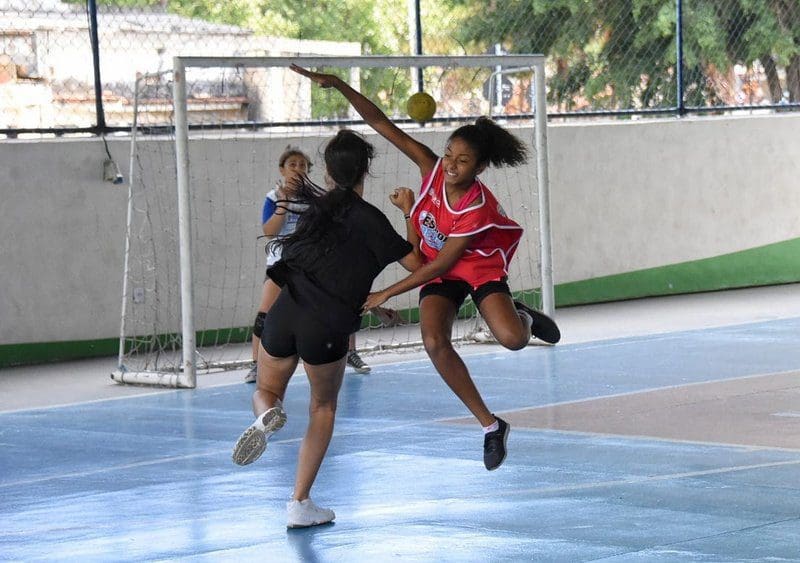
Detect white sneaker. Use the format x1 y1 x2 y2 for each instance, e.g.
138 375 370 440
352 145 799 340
286 498 335 528
243 363 258 384
231 401 286 466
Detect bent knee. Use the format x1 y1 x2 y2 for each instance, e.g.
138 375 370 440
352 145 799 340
422 332 453 356
494 330 529 351
309 398 338 415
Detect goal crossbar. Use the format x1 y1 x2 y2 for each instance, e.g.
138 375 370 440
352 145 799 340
174 54 546 70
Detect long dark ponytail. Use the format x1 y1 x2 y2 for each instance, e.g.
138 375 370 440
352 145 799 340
449 116 528 167
274 129 375 268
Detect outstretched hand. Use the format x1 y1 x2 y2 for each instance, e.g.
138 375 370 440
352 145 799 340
289 64 340 89
362 291 389 313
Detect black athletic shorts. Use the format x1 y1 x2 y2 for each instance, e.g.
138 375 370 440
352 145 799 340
419 278 511 309
260 288 350 365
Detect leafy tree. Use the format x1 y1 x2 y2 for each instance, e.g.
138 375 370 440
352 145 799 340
231 0 412 118
434 0 800 110
73 0 414 117
70 0 800 110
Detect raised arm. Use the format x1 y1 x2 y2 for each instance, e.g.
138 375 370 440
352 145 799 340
262 178 299 237
290 64 438 176
261 189 285 237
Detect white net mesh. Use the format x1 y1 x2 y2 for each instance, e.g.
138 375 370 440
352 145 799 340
116 56 548 384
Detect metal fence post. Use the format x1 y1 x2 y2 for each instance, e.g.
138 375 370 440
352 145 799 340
88 0 106 132
413 0 423 91
676 0 685 115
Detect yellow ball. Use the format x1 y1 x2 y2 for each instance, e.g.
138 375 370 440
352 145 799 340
406 92 436 123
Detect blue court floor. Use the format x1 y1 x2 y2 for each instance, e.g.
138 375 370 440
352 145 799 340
2 290 800 562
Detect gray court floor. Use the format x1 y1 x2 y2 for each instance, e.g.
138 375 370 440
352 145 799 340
2 285 800 562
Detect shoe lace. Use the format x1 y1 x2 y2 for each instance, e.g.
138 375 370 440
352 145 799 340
348 351 365 368
484 430 503 453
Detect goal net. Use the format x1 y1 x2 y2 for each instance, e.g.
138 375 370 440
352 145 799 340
112 55 552 388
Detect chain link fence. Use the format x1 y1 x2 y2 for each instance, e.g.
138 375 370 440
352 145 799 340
423 0 800 116
2 0 799 135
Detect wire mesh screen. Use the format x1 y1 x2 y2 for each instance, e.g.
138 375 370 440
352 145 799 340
1 1 96 130
680 0 800 109
420 0 800 113
1 0 798 134
0 0 363 133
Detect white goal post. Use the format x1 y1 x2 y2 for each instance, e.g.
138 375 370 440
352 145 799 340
112 54 553 389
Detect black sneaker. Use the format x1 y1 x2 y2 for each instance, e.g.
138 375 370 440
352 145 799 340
483 416 510 470
346 350 371 374
513 300 561 344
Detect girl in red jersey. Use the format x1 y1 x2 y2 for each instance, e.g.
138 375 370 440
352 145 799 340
291 64 560 472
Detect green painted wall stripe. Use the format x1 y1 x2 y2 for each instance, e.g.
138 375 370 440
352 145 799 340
3 239 797 369
0 338 120 370
555 237 800 306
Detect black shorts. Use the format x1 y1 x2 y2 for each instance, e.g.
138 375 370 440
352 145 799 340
260 288 350 365
419 278 511 309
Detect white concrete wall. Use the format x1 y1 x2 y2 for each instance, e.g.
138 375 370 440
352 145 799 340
550 115 800 282
1 138 127 344
1 114 799 346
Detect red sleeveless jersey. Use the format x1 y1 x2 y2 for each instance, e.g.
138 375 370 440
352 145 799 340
409 159 524 289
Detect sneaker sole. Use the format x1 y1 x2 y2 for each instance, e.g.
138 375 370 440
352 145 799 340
349 366 371 374
286 518 335 529
231 407 287 466
486 423 510 471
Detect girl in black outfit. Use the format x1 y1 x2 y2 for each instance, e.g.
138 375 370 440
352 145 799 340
232 130 421 529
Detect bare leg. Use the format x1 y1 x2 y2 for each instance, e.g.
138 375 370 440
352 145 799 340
251 279 283 363
292 356 346 501
250 338 259 365
348 333 356 352
250 338 258 365
478 293 530 351
253 347 299 415
420 295 495 427
232 346 298 466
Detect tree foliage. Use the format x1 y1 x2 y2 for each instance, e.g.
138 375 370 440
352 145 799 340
73 0 800 109
74 0 413 116
435 0 800 108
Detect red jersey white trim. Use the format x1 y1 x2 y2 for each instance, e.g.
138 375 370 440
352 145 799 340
410 159 523 289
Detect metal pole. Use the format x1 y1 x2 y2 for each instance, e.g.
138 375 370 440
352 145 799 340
676 0 685 115
115 74 141 374
533 61 554 317
494 43 503 113
414 0 423 91
172 58 196 388
87 0 106 131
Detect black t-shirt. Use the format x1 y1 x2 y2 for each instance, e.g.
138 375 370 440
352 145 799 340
268 196 412 333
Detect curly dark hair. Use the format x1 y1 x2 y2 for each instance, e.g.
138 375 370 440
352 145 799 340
449 116 528 167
